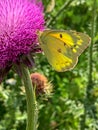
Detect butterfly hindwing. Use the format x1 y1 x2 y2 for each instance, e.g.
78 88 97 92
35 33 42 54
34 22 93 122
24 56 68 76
38 30 91 72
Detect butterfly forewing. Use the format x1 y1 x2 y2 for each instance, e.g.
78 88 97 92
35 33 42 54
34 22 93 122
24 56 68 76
48 30 91 56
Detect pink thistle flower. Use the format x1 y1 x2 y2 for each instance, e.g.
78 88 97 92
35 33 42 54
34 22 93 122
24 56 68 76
0 0 45 82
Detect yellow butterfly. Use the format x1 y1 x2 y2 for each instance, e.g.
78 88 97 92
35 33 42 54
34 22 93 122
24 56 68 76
38 30 91 72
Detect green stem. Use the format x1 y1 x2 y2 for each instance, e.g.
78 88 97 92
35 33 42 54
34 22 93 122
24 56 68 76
88 0 96 85
21 65 38 130
47 0 73 27
86 0 97 116
80 0 97 129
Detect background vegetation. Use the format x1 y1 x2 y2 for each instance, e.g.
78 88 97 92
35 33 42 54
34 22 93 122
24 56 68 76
0 0 98 130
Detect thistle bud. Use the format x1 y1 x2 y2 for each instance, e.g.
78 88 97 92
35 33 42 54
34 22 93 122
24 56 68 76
31 73 52 96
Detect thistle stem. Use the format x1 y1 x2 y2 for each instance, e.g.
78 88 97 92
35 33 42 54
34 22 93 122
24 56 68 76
21 65 38 130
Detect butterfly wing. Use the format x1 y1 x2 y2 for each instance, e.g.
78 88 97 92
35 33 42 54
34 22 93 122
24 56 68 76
38 30 91 72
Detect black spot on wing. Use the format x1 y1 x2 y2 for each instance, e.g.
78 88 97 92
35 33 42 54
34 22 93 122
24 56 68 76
64 42 66 46
60 34 62 38
57 49 62 53
73 44 77 47
70 44 77 50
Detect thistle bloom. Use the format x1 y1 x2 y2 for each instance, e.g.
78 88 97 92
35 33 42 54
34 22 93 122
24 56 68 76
0 0 45 82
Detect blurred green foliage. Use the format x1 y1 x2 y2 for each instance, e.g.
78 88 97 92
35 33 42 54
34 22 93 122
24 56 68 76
0 0 98 130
